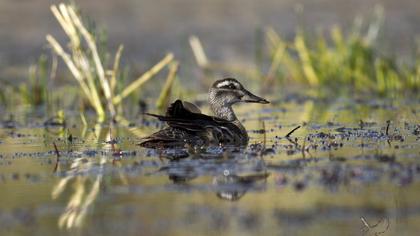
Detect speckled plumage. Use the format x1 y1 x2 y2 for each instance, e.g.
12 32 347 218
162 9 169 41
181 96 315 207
139 78 269 148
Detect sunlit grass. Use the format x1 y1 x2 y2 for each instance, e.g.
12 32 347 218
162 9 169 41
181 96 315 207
264 8 419 95
0 54 54 109
19 54 50 106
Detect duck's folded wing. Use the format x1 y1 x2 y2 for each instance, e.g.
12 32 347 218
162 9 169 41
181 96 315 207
147 99 240 133
146 113 233 132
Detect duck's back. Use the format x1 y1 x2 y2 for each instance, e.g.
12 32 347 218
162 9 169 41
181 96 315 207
138 100 248 148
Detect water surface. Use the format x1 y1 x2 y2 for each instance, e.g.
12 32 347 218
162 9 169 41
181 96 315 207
1 95 419 235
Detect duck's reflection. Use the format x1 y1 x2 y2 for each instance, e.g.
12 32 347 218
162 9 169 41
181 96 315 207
213 171 270 201
160 147 270 201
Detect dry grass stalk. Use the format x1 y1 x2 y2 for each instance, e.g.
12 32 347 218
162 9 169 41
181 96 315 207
112 53 174 105
189 36 209 68
156 61 179 109
110 45 124 92
189 35 261 81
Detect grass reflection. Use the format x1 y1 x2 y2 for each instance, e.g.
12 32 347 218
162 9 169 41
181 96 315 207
52 156 105 229
52 124 111 229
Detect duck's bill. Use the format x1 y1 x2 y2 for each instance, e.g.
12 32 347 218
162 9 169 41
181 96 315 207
242 90 270 104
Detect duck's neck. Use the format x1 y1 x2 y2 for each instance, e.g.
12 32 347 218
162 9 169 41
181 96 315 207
212 105 237 121
209 96 237 121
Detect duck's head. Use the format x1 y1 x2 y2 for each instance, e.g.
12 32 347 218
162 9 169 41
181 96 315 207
209 78 269 106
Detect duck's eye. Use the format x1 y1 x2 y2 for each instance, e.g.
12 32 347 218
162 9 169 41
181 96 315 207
227 84 236 89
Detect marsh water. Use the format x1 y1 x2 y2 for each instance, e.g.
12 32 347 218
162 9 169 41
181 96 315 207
1 94 419 236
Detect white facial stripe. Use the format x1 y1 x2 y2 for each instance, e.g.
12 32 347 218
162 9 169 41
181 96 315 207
216 80 240 88
216 81 231 88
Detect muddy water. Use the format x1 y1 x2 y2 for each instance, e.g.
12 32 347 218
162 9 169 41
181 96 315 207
0 95 419 236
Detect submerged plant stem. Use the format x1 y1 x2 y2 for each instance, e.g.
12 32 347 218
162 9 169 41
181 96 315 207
285 125 301 138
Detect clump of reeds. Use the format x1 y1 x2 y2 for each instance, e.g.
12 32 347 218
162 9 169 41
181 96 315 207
46 3 175 122
265 6 419 94
190 6 419 95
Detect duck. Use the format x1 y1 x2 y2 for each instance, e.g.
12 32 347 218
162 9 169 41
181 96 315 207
139 78 269 148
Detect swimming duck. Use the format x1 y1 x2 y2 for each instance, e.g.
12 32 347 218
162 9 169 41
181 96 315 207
139 78 269 148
